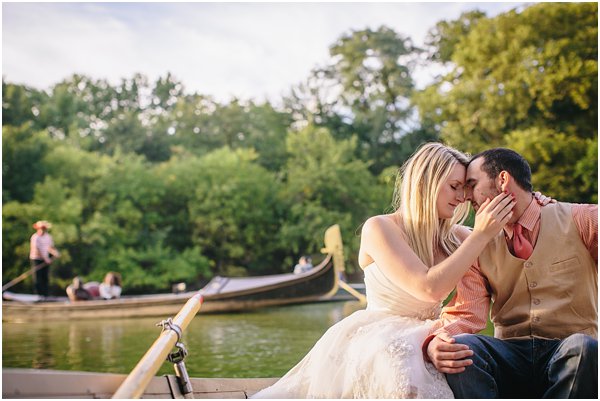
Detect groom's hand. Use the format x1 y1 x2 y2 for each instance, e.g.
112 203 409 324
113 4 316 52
427 333 474 374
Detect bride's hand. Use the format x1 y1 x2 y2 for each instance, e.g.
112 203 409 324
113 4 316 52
472 192 515 240
533 191 556 206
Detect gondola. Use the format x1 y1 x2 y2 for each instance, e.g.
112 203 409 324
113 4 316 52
2 225 348 322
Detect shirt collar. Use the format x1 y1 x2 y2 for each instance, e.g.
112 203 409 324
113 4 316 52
504 196 540 239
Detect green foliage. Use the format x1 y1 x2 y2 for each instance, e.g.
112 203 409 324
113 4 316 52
2 80 49 129
285 26 425 174
187 147 284 275
328 26 420 173
574 137 598 204
424 10 487 63
505 128 597 202
2 123 55 202
96 244 210 294
416 2 597 202
281 126 389 273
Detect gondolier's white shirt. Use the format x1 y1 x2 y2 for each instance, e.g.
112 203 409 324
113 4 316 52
30 232 54 261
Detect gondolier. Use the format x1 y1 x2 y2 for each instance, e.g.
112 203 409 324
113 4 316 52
29 220 60 297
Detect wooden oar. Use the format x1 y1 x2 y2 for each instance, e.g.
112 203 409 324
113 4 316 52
338 280 367 304
112 293 204 399
2 262 48 292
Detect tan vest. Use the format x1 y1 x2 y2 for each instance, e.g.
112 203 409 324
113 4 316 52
479 202 597 340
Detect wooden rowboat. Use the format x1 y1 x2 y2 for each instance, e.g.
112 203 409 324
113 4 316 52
3 368 278 399
3 225 351 323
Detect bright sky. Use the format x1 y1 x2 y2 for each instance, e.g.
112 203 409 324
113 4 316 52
2 2 526 104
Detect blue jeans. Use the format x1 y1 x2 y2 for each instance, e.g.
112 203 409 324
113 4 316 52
446 333 598 398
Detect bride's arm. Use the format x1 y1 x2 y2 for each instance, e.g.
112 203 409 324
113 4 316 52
360 193 514 302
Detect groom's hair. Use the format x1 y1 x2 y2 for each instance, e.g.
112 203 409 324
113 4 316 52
471 148 533 192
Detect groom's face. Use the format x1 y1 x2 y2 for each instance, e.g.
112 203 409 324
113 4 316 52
465 157 501 211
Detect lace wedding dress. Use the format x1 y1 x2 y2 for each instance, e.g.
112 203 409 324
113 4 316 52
251 263 454 399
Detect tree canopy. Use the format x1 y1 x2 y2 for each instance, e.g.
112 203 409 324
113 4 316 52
416 2 597 201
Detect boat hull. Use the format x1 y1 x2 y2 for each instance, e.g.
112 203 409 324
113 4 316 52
3 368 278 399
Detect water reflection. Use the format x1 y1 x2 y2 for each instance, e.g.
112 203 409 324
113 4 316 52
100 324 125 368
32 324 54 369
3 301 364 378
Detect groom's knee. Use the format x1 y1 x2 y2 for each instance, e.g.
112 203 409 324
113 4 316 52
547 334 598 398
558 333 597 357
552 333 598 375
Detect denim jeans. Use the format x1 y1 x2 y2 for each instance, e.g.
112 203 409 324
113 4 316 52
445 333 598 398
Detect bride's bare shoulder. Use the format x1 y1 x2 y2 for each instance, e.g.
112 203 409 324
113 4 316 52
359 214 403 269
362 214 399 233
361 214 407 241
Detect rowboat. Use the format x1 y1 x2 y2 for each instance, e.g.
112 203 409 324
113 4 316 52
3 368 278 398
3 225 358 322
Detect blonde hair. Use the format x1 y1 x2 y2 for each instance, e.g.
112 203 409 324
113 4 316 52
392 142 470 267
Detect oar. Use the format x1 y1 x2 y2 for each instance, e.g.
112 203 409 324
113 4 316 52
337 280 367 303
2 262 47 292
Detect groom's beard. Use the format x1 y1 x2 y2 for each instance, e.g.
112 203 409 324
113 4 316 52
472 186 502 211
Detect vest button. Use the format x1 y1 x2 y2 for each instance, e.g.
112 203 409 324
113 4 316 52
529 282 537 288
524 261 533 268
533 298 541 305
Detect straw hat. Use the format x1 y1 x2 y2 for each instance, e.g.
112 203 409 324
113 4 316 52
32 220 52 230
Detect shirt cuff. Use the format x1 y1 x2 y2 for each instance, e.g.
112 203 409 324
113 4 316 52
421 334 436 363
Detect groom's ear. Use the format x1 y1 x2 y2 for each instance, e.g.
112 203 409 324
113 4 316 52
498 171 511 191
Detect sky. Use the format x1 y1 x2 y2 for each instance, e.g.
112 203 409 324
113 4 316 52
2 2 527 104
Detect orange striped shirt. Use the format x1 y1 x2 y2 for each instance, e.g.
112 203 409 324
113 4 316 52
429 199 598 338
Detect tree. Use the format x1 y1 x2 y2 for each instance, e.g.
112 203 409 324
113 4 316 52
416 3 597 201
167 96 292 170
424 10 487 63
282 65 354 140
2 80 48 130
2 123 55 203
328 26 420 173
280 125 389 273
187 147 284 276
504 128 597 203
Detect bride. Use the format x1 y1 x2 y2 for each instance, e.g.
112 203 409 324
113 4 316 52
252 142 515 398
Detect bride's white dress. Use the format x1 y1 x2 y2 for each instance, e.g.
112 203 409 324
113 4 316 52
251 263 454 399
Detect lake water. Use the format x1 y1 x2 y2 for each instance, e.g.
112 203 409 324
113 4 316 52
2 301 365 378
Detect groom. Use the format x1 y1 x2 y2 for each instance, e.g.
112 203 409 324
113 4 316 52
424 148 597 398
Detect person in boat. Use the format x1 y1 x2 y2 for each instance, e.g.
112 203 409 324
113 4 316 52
252 142 525 398
66 276 101 302
425 148 597 398
29 220 60 298
99 271 122 300
293 256 313 274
